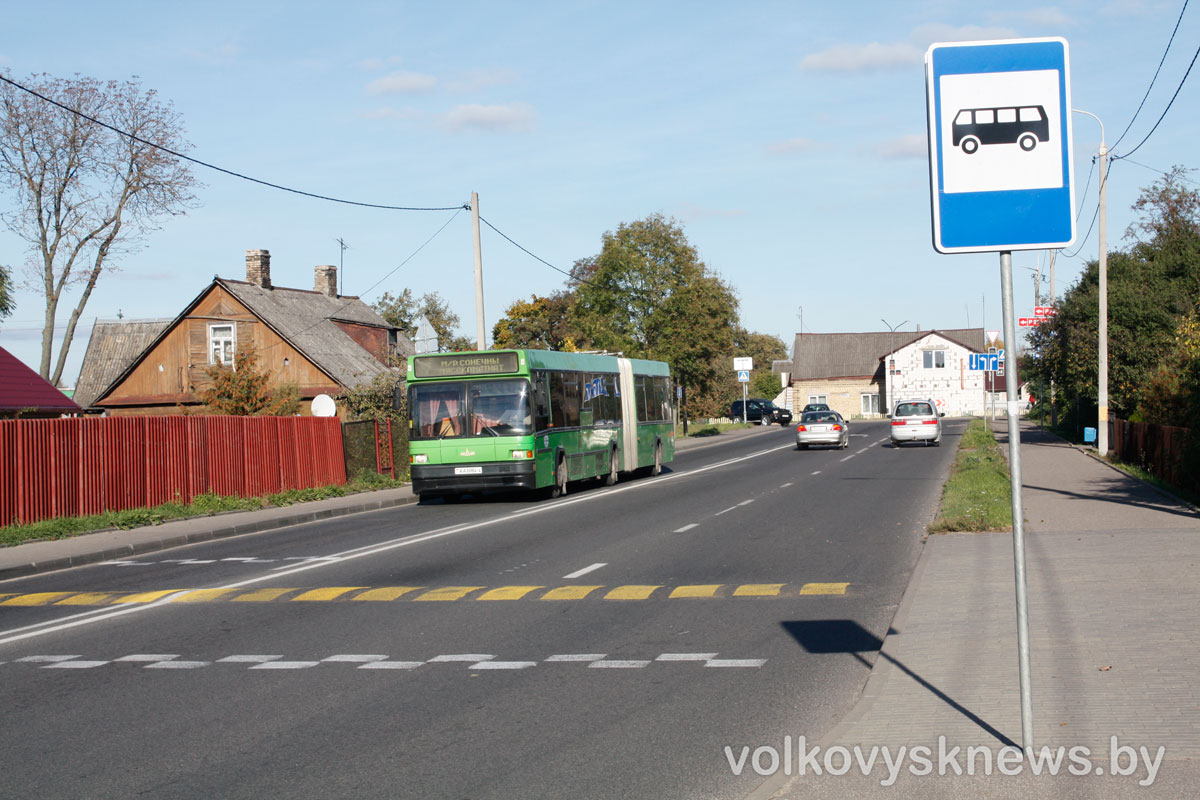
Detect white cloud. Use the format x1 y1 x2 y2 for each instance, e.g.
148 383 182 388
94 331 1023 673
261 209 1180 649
766 138 823 155
447 68 519 92
358 56 405 71
875 134 929 160
987 8 1074 28
441 103 535 132
366 71 438 95
800 42 922 72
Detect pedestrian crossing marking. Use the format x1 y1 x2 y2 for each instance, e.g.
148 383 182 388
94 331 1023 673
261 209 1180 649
0 582 850 606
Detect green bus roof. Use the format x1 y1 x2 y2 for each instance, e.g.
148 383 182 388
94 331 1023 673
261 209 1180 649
408 349 671 379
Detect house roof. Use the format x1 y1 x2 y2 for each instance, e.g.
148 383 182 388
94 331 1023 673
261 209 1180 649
788 328 986 380
0 346 81 414
73 319 173 409
216 278 409 388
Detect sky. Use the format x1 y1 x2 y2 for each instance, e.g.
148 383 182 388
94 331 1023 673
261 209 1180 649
1 0 1198 385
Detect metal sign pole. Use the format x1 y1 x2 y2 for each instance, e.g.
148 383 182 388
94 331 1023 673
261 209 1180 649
1001 251 1034 753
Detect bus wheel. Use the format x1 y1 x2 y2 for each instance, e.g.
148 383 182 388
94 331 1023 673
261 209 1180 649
651 443 662 476
604 449 619 486
550 457 568 498
961 137 979 154
1019 133 1037 151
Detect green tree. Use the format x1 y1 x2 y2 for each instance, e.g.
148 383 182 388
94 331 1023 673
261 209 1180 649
1024 167 1200 428
571 213 739 408
0 263 14 318
372 289 473 351
0 72 199 384
340 370 405 422
197 346 300 416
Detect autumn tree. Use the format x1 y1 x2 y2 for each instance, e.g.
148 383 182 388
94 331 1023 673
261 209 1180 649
197 346 300 416
491 291 581 350
0 73 199 384
339 369 405 422
571 214 739 408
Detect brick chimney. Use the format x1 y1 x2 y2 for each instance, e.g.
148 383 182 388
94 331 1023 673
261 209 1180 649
315 265 338 298
245 249 271 289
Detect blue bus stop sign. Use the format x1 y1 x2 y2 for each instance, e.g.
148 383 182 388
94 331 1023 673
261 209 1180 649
925 37 1075 254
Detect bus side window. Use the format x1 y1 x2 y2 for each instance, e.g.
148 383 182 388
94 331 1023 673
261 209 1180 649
549 371 566 428
607 374 621 424
635 375 649 423
563 372 581 427
533 371 551 431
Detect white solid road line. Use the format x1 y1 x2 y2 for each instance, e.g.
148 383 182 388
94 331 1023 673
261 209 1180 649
562 562 606 579
673 524 699 533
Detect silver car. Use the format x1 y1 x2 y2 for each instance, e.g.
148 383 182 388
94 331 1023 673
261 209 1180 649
889 399 944 446
795 410 850 450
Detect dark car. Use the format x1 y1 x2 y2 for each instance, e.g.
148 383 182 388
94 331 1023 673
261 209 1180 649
802 402 831 414
730 398 793 426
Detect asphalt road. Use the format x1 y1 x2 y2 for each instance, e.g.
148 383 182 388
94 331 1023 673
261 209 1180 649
0 420 965 799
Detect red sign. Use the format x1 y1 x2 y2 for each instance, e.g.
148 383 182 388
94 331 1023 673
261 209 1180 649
1034 306 1056 317
1019 317 1042 327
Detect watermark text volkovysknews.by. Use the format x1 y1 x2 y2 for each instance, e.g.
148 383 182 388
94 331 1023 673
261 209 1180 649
724 736 1166 787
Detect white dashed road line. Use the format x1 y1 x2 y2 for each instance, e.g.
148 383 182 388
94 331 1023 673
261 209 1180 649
673 524 699 533
563 563 607 579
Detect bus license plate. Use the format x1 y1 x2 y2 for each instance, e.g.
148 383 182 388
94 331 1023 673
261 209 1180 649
455 466 483 475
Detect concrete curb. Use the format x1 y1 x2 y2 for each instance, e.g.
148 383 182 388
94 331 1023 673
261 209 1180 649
0 491 420 581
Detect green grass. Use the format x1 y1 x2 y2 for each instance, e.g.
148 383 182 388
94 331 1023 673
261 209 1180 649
0 470 409 548
928 419 1014 533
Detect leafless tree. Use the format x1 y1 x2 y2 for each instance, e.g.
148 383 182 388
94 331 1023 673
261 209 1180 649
0 73 199 383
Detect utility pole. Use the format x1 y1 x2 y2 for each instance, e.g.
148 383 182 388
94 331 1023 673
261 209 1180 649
470 191 486 351
881 318 907 414
1049 248 1057 428
336 238 350 297
1075 109 1108 456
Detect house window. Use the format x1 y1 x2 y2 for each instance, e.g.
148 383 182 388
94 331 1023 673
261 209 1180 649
209 324 235 365
861 393 880 415
807 394 827 405
922 350 946 369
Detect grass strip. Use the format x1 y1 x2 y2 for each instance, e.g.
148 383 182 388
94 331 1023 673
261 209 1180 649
0 470 408 548
928 419 1013 533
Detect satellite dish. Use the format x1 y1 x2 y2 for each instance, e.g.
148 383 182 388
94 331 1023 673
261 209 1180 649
311 394 337 417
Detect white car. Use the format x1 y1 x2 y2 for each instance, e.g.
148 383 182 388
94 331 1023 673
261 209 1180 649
889 399 944 446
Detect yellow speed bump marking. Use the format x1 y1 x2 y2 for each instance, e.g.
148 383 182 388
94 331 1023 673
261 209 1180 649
113 590 178 604
352 587 423 602
669 584 722 599
231 588 297 603
799 582 850 595
1 592 73 606
540 585 602 600
476 586 544 601
605 585 661 600
413 586 484 602
170 588 238 603
55 593 115 606
732 584 785 597
291 587 365 602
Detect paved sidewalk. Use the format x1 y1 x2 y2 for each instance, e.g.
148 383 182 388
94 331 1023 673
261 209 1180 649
753 419 1200 798
0 424 776 581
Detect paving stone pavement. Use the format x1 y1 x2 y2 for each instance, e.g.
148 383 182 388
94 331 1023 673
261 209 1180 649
751 419 1200 799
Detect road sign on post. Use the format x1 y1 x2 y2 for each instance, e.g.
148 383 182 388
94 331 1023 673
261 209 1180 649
925 37 1073 756
733 357 753 372
926 37 1076 254
737 370 750 383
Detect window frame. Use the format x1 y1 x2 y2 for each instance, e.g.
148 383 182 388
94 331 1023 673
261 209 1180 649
208 323 236 366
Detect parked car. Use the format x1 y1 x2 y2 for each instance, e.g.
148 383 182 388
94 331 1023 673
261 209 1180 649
730 398 793 426
802 402 831 413
795 410 850 450
889 399 944 446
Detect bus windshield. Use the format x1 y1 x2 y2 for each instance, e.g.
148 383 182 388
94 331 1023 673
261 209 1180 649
410 379 533 439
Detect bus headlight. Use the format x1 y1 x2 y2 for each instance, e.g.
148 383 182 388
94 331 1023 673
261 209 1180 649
411 454 428 464
511 450 533 459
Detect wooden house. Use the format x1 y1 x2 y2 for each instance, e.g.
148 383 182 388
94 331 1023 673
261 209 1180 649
76 250 411 416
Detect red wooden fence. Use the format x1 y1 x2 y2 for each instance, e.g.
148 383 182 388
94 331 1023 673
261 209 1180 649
0 416 346 527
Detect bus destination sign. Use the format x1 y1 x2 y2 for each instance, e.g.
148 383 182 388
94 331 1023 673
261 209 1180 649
413 352 520 378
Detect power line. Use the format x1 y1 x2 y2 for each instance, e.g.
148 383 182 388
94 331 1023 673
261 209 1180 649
1114 38 1200 159
0 73 467 213
478 215 597 287
1062 158 1113 259
1112 0 1191 149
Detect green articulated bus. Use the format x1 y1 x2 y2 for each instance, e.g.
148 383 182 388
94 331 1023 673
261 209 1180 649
406 349 675 500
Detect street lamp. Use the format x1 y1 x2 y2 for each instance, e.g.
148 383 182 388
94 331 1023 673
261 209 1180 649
882 318 908 412
1074 109 1108 456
